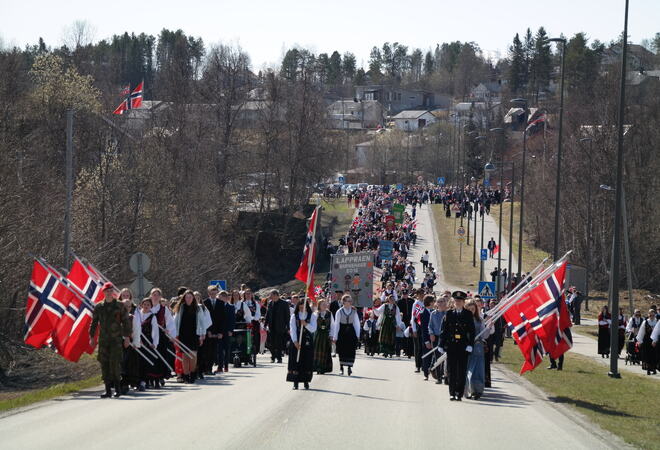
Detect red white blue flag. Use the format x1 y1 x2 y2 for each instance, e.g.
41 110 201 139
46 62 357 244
113 81 144 115
295 206 320 300
24 260 68 348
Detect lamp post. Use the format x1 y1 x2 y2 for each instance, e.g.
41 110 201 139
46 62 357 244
511 98 528 279
580 137 594 310
482 159 495 281
605 0 630 379
549 37 567 261
474 136 486 269
489 127 505 295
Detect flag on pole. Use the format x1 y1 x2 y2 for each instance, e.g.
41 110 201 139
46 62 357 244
504 302 546 374
493 244 500 255
294 206 320 300
24 260 67 348
113 81 144 115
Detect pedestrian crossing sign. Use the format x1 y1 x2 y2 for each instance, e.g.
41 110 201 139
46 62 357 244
478 281 496 299
480 249 488 261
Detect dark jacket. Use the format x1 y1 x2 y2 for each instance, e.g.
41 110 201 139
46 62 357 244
204 297 225 334
266 299 290 334
222 302 236 334
420 308 432 345
439 308 475 351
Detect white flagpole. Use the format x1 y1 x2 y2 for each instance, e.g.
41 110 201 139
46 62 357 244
297 205 320 363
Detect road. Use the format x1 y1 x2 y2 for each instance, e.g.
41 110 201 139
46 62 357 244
0 352 611 450
0 199 618 449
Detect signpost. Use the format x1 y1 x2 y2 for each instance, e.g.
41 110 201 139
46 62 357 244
330 252 374 307
209 280 227 291
437 177 445 186
480 249 488 261
457 226 466 261
484 179 490 187
478 281 496 299
128 252 152 300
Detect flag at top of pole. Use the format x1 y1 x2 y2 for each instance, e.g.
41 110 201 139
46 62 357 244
295 206 321 301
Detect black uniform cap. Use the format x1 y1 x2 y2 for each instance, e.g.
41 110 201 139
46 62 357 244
452 290 467 300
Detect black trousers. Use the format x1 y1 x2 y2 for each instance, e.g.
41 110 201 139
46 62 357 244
447 349 469 398
413 334 422 369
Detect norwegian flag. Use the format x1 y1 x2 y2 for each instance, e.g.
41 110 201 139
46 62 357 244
119 84 130 96
524 261 572 359
412 302 423 325
60 258 105 360
503 302 545 374
51 280 93 361
526 113 546 132
24 260 68 348
113 81 144 115
294 206 320 300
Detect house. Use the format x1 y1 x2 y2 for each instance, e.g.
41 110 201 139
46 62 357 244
602 44 657 72
354 85 447 115
327 99 385 129
391 110 436 131
469 81 502 103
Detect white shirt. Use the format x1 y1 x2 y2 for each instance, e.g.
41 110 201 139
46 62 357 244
410 299 424 332
289 311 318 342
245 299 262 321
234 301 253 322
331 306 361 340
372 303 405 331
380 289 399 302
651 320 660 344
132 309 159 348
626 316 643 333
150 303 176 336
637 318 658 342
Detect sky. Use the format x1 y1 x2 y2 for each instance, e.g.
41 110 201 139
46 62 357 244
1 0 658 70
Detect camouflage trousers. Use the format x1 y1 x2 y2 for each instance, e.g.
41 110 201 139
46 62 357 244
98 340 123 384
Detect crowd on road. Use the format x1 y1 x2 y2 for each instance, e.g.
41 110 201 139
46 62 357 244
89 184 510 401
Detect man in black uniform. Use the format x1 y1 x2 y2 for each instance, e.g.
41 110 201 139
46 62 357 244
438 291 475 401
397 289 414 357
265 290 290 363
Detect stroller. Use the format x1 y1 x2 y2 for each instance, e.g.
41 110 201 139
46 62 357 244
624 333 641 365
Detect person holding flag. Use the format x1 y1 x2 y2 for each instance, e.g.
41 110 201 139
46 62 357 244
89 282 132 398
287 300 317 390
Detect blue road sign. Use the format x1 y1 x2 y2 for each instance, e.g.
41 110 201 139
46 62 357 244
209 280 227 291
379 240 394 261
437 177 445 186
484 179 490 187
396 183 404 191
480 249 488 261
478 281 496 299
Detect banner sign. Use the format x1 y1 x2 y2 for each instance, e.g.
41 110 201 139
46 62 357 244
330 252 374 307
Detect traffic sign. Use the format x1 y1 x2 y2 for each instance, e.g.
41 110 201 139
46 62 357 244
437 177 445 186
457 226 466 236
457 235 465 243
478 281 496 299
209 280 227 291
484 179 490 187
130 278 153 300
129 252 151 273
480 249 488 261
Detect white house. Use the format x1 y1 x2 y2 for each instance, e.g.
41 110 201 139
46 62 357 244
391 110 436 131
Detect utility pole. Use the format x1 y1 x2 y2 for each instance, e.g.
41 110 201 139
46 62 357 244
64 110 74 269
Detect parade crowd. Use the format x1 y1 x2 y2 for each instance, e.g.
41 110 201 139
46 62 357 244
89 184 513 402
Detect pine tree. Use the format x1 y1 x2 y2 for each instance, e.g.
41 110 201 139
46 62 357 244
523 28 535 88
508 33 525 94
342 52 356 83
327 51 342 85
424 50 434 76
531 27 551 99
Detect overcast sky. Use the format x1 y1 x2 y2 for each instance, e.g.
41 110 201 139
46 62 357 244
1 0 658 70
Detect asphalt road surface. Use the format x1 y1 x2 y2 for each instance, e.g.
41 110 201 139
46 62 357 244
1 352 612 449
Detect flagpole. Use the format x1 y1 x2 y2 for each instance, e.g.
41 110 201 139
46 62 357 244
297 205 321 363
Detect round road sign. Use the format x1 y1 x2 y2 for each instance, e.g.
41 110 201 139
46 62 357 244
129 252 151 274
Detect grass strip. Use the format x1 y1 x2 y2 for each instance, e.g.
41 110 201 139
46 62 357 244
497 342 660 449
0 375 102 413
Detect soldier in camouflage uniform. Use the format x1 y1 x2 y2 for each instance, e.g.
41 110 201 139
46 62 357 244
90 282 132 398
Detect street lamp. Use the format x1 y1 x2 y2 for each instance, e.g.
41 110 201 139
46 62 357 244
580 137 594 310
511 98 528 280
488 127 505 295
482 156 495 282
549 37 567 261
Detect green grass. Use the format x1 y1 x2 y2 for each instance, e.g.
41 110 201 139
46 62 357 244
489 202 550 273
497 342 660 449
431 204 480 289
317 198 355 241
0 375 102 412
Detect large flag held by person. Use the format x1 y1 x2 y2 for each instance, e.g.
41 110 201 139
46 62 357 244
294 206 320 301
24 260 68 348
113 81 144 115
502 260 572 373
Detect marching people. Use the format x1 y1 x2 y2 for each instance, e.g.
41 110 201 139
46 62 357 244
332 294 361 375
243 288 262 366
266 289 290 363
617 307 627 357
288 300 317 390
203 285 225 375
428 296 448 384
89 283 132 398
597 305 612 358
363 311 379 356
438 291 475 401
148 288 177 387
313 299 334 374
373 295 404 358
637 309 658 375
419 294 434 380
218 290 236 372
397 289 414 357
173 290 207 383
411 289 425 373
133 297 159 391
464 299 493 400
